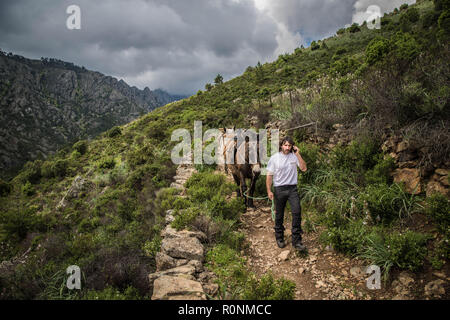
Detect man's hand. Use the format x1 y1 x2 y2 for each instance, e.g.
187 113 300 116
268 191 274 200
293 146 299 154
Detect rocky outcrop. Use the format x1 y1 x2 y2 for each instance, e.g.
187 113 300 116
149 165 218 300
0 52 182 178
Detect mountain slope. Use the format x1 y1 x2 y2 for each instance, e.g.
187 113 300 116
0 0 448 300
0 52 182 178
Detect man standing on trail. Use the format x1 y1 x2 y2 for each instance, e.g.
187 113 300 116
266 136 307 250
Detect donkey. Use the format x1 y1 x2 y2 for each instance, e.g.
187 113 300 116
219 128 261 208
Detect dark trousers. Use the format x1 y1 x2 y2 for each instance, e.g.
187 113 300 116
274 184 302 245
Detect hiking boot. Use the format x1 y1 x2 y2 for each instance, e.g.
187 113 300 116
276 239 286 248
293 242 306 251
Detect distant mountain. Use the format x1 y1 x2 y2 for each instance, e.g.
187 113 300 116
0 52 183 178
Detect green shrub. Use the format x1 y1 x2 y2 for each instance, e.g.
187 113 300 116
126 142 155 169
404 7 420 23
336 28 346 35
437 9 450 38
331 57 359 76
400 4 409 11
142 235 162 258
0 205 39 242
209 195 245 221
205 244 249 299
171 207 201 230
434 0 450 12
185 172 233 202
429 235 450 269
73 140 88 155
360 230 430 280
319 219 368 255
310 41 320 51
387 231 430 272
366 37 391 65
349 23 361 33
98 157 116 170
15 160 42 184
107 126 122 138
422 10 439 28
359 183 421 224
41 159 69 178
0 179 12 196
242 273 295 300
424 193 450 234
364 154 395 185
392 32 421 62
21 181 34 196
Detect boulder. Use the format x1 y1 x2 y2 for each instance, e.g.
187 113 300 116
148 265 197 283
151 275 206 300
392 168 421 194
162 224 207 242
155 252 188 272
161 236 204 262
424 279 445 298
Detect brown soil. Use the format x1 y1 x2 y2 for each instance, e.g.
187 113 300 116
238 201 450 300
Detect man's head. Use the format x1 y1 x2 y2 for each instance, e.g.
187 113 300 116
279 136 295 154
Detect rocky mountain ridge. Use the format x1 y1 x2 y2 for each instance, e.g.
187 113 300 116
0 51 182 178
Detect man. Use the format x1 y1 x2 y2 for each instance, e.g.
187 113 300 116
266 136 307 250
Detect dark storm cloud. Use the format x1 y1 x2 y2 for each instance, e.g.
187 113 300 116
0 0 416 95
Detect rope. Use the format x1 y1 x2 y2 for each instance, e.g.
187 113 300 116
243 189 276 221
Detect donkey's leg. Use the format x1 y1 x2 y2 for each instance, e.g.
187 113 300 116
232 173 241 197
239 172 248 207
247 172 260 208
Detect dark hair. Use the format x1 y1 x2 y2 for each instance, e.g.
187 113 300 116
279 136 295 151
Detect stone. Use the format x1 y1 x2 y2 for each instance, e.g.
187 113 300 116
165 210 175 225
151 275 206 300
161 237 204 262
426 179 449 197
278 250 290 261
315 280 325 288
435 169 449 176
398 272 414 287
396 141 409 153
350 266 364 278
203 283 219 297
155 252 188 272
148 264 197 283
424 280 445 297
392 168 421 194
162 224 207 242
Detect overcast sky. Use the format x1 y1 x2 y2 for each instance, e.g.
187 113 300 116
0 0 415 95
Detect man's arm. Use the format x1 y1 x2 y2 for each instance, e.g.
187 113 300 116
266 174 274 200
293 147 307 172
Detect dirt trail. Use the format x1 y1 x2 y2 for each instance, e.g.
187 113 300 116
238 202 372 300
236 198 450 300
210 168 449 300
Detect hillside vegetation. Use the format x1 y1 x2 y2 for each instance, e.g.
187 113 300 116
0 0 448 299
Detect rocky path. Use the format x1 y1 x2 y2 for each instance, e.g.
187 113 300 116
149 164 218 300
238 200 449 300
150 166 448 300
